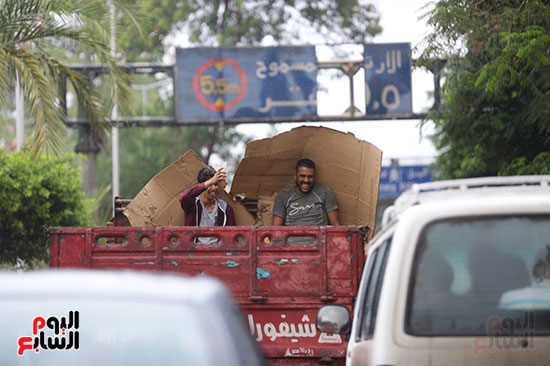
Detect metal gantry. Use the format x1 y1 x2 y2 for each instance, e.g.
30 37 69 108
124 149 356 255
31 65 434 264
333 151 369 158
63 59 443 128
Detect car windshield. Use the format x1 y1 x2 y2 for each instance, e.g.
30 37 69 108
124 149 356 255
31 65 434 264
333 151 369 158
407 215 550 336
2 298 216 365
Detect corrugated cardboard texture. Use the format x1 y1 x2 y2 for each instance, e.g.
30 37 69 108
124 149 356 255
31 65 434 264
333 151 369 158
255 193 277 226
230 126 382 230
123 150 255 227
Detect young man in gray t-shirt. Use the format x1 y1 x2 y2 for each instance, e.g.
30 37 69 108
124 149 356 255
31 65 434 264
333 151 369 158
272 158 340 226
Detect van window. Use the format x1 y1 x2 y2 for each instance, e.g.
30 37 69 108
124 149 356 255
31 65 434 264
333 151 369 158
407 215 550 336
356 238 391 340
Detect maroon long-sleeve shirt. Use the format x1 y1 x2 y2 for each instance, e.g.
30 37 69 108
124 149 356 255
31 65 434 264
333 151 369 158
179 183 236 226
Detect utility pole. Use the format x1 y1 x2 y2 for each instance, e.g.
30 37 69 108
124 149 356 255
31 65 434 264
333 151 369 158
15 73 24 150
109 0 120 205
74 72 100 197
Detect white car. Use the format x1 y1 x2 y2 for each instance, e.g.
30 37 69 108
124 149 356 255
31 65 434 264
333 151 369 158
317 176 550 366
0 270 265 366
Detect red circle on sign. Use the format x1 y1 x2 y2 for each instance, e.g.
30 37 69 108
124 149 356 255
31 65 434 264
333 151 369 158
192 58 247 112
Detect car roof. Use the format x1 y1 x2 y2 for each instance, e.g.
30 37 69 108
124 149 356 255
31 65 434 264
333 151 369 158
0 269 230 305
382 175 550 227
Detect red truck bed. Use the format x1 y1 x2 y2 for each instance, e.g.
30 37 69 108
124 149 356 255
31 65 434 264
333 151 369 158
48 225 367 365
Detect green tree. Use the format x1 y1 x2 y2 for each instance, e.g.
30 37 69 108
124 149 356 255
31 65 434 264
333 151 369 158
0 0 137 154
118 0 382 61
419 0 550 178
0 150 93 266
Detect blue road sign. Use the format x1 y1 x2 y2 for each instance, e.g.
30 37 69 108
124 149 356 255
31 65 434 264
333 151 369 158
175 46 317 121
379 164 432 198
364 43 412 116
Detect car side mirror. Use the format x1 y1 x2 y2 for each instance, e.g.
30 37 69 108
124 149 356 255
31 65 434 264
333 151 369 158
316 305 351 335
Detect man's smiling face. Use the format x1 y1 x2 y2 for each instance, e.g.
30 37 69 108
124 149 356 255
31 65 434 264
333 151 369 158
294 166 315 194
205 182 218 200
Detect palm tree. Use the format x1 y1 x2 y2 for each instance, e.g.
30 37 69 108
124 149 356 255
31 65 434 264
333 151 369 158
0 0 138 154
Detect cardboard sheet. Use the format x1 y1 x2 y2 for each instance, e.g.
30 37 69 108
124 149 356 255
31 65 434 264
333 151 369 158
230 126 382 229
123 150 255 227
255 193 277 226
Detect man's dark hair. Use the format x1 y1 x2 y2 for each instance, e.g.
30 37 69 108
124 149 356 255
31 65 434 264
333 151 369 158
197 167 215 183
296 158 315 171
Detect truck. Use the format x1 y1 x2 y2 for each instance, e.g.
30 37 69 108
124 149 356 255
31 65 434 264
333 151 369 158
47 126 382 365
47 219 368 365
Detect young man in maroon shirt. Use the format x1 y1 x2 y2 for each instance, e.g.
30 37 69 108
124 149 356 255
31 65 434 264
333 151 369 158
179 167 236 229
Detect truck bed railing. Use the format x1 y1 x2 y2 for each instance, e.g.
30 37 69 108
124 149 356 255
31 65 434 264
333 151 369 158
111 197 132 226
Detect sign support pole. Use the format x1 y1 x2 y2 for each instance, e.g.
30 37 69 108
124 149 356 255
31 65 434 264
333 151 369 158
109 0 120 207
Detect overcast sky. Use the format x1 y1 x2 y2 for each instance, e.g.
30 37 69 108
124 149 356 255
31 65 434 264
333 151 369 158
235 0 436 165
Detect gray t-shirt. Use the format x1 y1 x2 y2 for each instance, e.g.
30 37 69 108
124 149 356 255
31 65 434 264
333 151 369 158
272 185 338 226
197 200 218 244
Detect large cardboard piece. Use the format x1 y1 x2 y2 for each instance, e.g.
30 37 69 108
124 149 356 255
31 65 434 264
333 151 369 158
124 126 382 234
230 126 382 230
123 150 255 227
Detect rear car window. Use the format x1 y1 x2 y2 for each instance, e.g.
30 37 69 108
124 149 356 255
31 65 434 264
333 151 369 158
407 215 550 336
1 299 216 365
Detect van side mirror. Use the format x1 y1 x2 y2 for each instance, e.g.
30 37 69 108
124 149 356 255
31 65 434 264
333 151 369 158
316 305 351 335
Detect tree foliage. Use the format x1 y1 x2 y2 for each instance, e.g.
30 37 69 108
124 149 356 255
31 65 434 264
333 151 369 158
419 0 550 178
0 0 137 154
118 0 382 61
0 150 93 265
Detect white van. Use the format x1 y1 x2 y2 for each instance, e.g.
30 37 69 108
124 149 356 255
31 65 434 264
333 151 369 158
317 176 550 366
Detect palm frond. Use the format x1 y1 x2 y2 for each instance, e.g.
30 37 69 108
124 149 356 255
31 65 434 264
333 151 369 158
6 49 65 153
0 0 139 155
0 48 10 108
